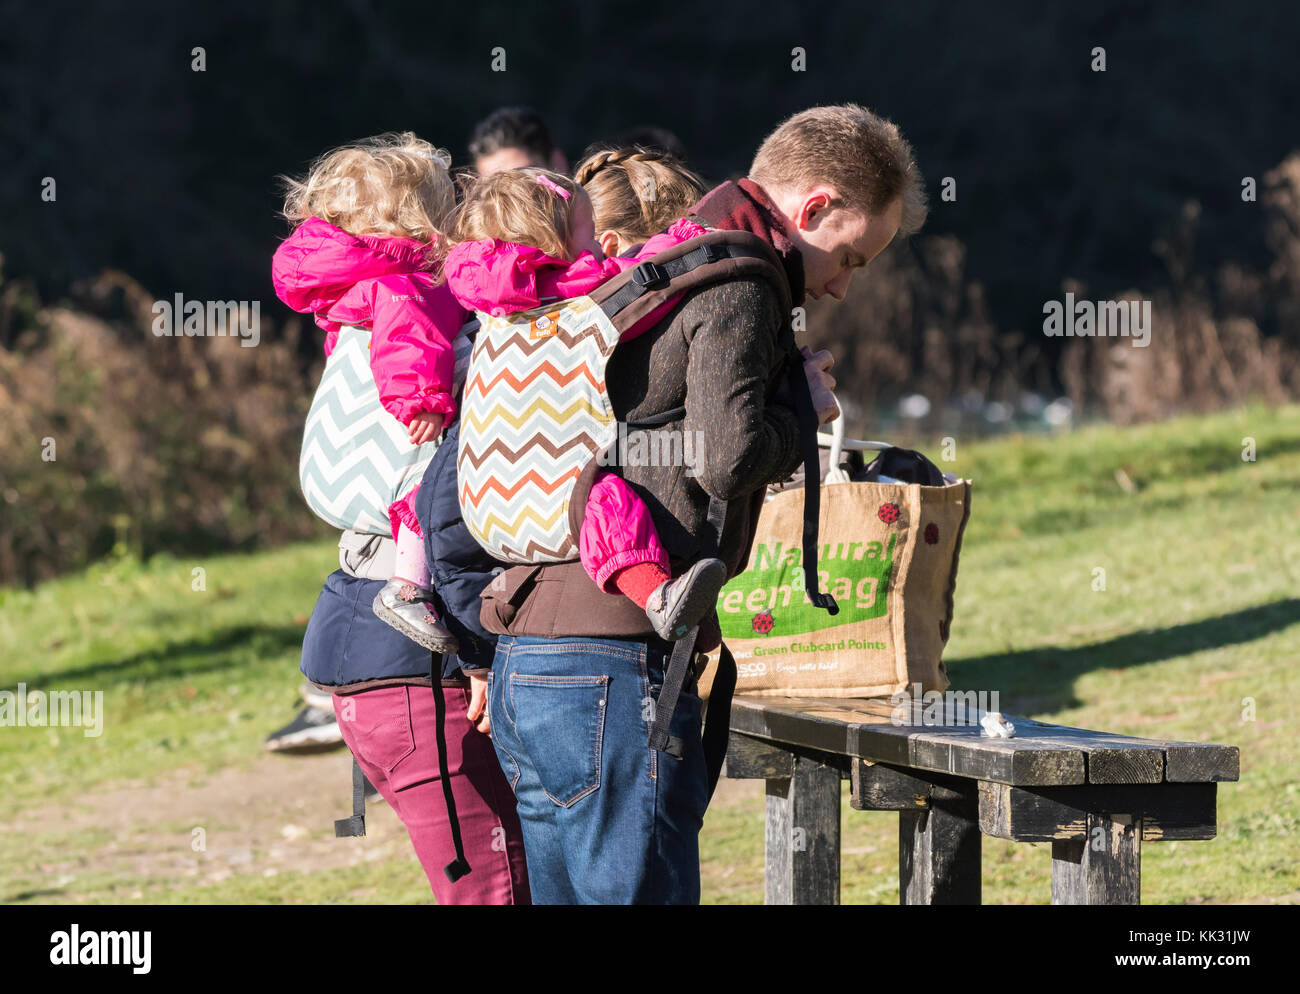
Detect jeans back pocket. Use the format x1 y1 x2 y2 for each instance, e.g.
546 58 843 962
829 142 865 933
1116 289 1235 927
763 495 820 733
509 673 608 807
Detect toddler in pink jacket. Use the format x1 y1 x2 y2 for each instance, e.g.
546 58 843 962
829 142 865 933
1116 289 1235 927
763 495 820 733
446 166 727 640
272 134 462 653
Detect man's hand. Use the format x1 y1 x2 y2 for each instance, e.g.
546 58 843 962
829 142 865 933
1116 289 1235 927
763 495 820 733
800 346 840 424
467 669 490 735
408 411 445 446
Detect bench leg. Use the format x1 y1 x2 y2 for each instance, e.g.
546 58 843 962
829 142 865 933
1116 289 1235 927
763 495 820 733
899 783 981 905
764 754 841 905
1051 814 1142 905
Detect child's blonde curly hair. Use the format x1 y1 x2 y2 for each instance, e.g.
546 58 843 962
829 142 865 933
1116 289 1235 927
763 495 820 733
451 167 582 259
281 132 456 266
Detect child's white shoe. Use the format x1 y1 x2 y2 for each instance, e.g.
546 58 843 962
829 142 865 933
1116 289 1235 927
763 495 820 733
373 580 459 655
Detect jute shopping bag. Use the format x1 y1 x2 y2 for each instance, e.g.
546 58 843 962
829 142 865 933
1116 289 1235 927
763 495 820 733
699 440 971 699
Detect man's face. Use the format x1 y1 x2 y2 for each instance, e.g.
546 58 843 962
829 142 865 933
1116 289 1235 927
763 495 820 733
475 146 569 177
778 189 903 301
475 147 548 176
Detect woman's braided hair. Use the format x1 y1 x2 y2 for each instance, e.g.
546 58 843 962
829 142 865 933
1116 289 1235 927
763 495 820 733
574 147 706 244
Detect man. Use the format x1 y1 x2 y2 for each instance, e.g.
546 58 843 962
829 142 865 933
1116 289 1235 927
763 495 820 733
468 106 568 175
470 104 927 903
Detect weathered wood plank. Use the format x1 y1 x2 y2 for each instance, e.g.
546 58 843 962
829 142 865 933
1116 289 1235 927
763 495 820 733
850 759 930 810
1051 814 1142 905
899 782 981 905
730 697 1239 788
978 781 1218 842
765 756 841 905
997 717 1239 784
723 731 793 780
730 696 1087 786
1164 743 1239 782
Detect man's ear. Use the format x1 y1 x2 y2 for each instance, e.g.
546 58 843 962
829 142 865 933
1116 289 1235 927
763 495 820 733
551 148 570 176
797 189 836 232
598 230 623 258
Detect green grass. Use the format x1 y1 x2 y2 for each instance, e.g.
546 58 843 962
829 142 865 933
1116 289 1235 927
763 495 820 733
2 404 1298 903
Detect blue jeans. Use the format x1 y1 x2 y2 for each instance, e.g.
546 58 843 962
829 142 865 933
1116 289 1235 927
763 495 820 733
487 635 709 904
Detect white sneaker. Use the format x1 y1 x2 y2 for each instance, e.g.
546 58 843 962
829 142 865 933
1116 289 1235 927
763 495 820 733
372 580 459 654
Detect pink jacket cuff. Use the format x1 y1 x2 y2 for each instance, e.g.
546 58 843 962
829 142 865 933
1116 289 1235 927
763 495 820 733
388 390 458 427
388 488 423 541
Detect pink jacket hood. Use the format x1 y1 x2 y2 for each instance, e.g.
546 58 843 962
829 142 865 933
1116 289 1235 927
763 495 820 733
444 218 707 317
271 217 434 329
272 217 463 427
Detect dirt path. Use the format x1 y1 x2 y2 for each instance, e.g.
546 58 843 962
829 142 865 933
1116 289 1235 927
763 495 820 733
4 748 762 903
4 749 416 902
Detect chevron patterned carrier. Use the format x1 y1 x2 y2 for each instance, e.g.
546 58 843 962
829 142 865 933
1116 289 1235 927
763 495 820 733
300 324 474 535
456 228 797 566
458 297 621 563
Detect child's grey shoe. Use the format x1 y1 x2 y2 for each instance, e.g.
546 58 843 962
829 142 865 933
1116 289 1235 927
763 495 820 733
373 580 459 655
646 558 728 640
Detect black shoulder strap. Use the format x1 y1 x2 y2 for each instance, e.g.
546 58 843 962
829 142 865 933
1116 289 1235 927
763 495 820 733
599 235 779 321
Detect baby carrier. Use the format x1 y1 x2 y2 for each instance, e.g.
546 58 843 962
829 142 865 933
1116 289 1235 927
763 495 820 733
300 324 475 534
456 227 839 787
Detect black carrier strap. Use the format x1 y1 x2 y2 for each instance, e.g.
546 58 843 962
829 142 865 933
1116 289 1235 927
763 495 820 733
333 758 367 838
703 642 737 799
647 495 728 776
600 240 772 320
431 652 472 882
787 353 840 616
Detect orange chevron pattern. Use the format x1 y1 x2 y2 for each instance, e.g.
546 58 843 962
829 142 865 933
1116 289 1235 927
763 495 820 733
457 299 621 564
464 360 606 398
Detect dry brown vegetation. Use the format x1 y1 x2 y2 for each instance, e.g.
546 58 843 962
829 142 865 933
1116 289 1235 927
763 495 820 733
3 155 1299 586
0 271 329 586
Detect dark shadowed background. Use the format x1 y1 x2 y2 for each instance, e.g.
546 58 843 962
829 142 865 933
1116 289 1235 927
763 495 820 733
1 0 1298 582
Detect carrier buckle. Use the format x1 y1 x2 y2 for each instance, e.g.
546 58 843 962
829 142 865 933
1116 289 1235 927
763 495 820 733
631 261 670 290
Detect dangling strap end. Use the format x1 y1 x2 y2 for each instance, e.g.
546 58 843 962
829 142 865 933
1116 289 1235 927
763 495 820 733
334 815 365 838
443 857 471 883
812 592 839 616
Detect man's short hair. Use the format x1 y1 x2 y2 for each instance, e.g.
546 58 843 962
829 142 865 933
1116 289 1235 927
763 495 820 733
468 106 556 163
750 104 927 235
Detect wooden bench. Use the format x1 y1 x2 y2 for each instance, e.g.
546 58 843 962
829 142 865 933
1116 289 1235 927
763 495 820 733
722 695 1239 905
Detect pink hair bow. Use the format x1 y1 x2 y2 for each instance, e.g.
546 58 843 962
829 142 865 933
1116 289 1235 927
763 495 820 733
536 174 571 199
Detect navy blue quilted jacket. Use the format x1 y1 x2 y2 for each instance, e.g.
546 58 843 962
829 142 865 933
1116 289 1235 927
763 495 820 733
416 420 502 671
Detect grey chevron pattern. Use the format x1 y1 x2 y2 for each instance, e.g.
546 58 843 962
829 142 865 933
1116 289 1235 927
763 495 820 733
298 324 473 534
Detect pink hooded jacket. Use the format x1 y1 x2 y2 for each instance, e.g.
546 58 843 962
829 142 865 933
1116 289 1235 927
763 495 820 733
272 217 464 426
443 217 707 335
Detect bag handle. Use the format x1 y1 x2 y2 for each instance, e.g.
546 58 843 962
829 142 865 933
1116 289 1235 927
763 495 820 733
818 391 891 484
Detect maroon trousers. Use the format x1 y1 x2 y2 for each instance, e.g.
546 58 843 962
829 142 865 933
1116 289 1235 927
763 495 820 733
334 683 530 904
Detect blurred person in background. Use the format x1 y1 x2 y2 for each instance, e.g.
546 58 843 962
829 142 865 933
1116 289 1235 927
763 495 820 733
468 106 568 176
